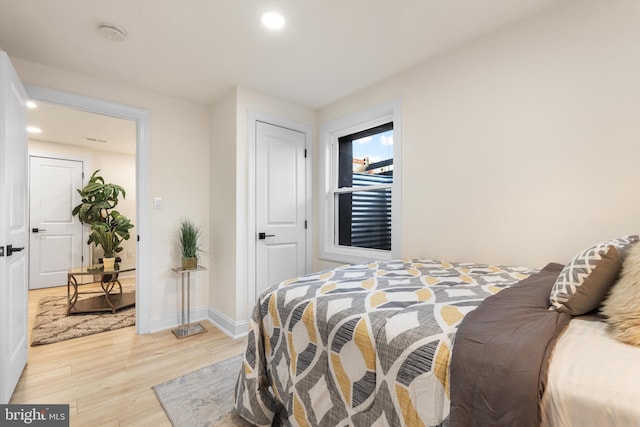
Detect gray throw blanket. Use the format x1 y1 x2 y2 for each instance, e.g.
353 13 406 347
449 263 571 427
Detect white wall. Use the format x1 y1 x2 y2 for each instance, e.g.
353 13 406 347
14 58 211 329
317 1 640 270
29 139 93 160
209 88 237 324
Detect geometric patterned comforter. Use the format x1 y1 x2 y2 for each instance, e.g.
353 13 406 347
234 259 535 427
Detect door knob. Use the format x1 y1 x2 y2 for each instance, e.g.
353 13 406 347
7 244 25 256
32 227 47 233
258 232 275 240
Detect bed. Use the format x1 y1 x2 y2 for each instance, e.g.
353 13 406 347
233 236 640 427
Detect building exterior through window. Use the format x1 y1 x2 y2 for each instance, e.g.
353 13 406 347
337 122 393 250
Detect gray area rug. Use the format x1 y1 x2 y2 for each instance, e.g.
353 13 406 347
30 287 136 346
153 355 253 427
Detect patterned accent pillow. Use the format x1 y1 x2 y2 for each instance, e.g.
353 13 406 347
549 235 639 315
601 241 640 346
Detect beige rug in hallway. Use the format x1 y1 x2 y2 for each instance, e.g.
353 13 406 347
30 287 136 346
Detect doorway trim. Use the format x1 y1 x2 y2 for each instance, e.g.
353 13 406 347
246 111 313 321
25 84 151 334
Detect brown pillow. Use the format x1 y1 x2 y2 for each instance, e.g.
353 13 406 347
601 242 640 346
555 246 622 315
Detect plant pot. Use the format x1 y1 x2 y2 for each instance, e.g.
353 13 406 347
99 256 122 264
103 257 116 270
98 257 121 282
182 257 198 270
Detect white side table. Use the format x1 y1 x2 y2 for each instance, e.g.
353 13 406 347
171 266 207 338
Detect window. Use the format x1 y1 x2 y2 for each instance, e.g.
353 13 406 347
338 122 393 250
320 100 401 263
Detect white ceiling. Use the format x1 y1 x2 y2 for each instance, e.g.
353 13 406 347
2 0 559 151
0 0 559 110
28 101 136 155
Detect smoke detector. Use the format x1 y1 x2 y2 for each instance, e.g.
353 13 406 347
98 23 127 42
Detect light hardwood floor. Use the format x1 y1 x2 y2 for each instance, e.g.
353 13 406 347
10 279 247 426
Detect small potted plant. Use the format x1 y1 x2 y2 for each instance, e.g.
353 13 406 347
178 219 202 270
72 170 134 270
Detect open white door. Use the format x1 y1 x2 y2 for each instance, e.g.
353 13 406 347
0 51 29 404
29 156 84 289
255 121 306 297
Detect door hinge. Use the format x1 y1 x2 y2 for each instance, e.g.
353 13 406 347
304 149 307 158
0 246 4 257
304 220 307 230
81 255 84 262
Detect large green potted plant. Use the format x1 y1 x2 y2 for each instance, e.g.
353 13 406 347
72 170 134 270
178 219 202 270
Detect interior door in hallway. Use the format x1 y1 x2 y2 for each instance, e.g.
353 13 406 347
29 156 84 289
255 121 307 297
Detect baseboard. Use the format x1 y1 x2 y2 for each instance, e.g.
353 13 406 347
207 307 248 339
143 306 248 339
146 306 210 334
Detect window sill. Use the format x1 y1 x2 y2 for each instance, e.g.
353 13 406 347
319 245 395 265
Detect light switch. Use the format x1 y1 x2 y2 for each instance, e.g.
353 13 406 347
153 197 163 210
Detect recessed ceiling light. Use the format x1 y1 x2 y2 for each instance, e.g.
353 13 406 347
98 23 127 42
261 12 285 30
26 100 37 109
27 126 42 134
